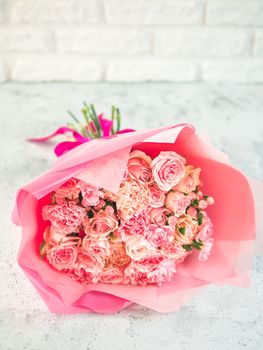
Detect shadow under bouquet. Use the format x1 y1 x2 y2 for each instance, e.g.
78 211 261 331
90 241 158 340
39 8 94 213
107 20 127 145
12 104 263 313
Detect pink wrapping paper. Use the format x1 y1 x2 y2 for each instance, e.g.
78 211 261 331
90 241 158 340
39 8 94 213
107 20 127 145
12 124 263 313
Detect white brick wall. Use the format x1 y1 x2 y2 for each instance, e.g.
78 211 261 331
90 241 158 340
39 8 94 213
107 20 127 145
0 0 262 82
104 0 204 26
56 28 151 55
254 32 263 56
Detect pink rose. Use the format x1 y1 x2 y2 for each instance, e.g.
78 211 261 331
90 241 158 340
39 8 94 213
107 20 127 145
173 165 201 193
99 267 125 284
78 181 103 207
42 203 86 234
165 191 191 217
82 236 110 256
145 225 173 248
148 207 169 226
187 206 197 218
94 199 106 211
109 242 131 267
148 183 166 208
84 210 118 238
161 241 187 261
198 238 214 262
127 150 153 184
196 217 213 241
47 245 77 271
167 215 178 231
151 151 186 192
77 248 105 269
125 236 154 261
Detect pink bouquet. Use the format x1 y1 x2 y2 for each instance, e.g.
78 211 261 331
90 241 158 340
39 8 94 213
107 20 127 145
12 104 263 313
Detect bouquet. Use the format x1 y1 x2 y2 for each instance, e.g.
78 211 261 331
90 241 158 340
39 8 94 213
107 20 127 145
12 104 263 313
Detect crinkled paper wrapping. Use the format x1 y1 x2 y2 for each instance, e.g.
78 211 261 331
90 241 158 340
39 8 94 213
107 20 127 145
12 124 263 313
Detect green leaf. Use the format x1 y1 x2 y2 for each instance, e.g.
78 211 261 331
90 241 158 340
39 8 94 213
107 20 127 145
178 226 186 235
108 232 117 241
67 232 79 237
81 108 96 138
87 210 94 218
78 192 83 204
39 240 46 257
191 199 199 207
197 212 203 225
194 186 199 193
192 239 203 250
182 244 192 251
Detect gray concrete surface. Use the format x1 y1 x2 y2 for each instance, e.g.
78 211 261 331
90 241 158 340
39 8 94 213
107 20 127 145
0 82 263 350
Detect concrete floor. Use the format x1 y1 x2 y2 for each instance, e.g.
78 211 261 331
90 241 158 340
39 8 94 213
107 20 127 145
0 82 263 350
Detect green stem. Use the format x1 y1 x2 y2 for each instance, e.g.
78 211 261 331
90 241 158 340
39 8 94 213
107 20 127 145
111 105 116 134
81 108 96 138
90 104 102 137
116 108 121 132
68 110 79 123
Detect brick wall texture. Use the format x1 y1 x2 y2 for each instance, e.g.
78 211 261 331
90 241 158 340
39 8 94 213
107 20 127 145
0 0 262 82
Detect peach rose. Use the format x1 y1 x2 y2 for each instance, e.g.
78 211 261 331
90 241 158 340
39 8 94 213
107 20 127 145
175 214 198 245
127 150 153 184
84 210 118 238
44 225 66 246
109 242 131 267
77 248 105 269
47 245 77 271
60 235 81 247
148 207 169 226
151 151 186 192
82 236 110 256
165 191 191 217
125 236 154 261
173 165 201 193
